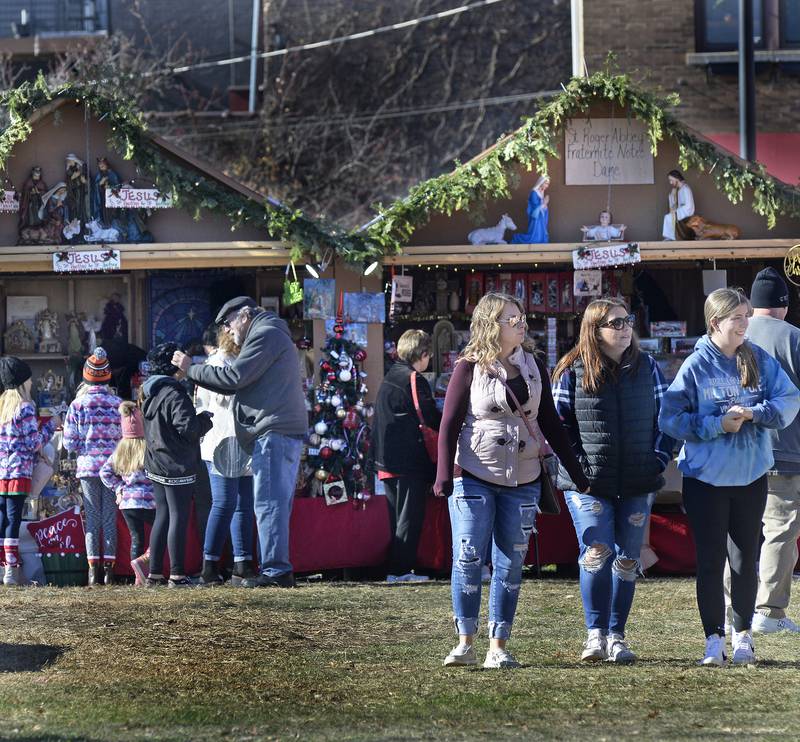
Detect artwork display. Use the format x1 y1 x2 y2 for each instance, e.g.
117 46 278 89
344 292 385 324
558 272 574 313
324 320 367 347
573 269 602 297
650 321 687 338
529 276 545 313
4 319 35 353
545 274 560 313
303 279 336 320
464 273 483 314
36 309 61 353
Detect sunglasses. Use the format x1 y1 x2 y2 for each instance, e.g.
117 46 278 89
499 315 528 328
599 314 636 331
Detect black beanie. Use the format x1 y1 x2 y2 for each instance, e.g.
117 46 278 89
750 267 789 309
0 357 32 391
146 342 180 377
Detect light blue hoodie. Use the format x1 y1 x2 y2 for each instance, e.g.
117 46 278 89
658 335 800 486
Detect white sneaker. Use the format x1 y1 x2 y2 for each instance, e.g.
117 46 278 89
3 565 19 586
606 633 636 664
752 613 800 634
724 605 733 636
483 648 521 669
700 633 727 667
481 565 491 583
386 573 430 583
443 643 477 667
731 630 756 665
581 629 607 662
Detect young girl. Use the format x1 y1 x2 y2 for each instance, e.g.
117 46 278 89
63 348 122 586
660 288 800 666
553 298 675 663
99 402 155 585
0 357 59 586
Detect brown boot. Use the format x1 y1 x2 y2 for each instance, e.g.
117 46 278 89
103 562 115 586
87 562 101 587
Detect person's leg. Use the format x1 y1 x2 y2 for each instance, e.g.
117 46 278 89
0 495 9 566
728 476 769 633
204 466 237 562
99 481 117 579
387 477 428 577
609 494 653 636
3 496 25 569
383 477 401 573
148 482 169 578
444 475 493 666
193 456 212 548
79 478 102 565
565 491 616 635
756 474 800 620
230 475 254 563
251 432 302 578
165 483 193 579
682 478 731 638
122 509 147 561
488 479 540 653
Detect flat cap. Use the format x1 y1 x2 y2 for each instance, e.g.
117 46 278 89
215 296 257 325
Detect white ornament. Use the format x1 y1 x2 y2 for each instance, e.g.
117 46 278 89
339 370 352 382
331 439 345 451
314 421 328 436
330 394 342 407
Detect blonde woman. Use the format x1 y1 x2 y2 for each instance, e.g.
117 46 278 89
660 288 800 666
552 298 675 664
434 293 589 668
99 402 155 585
0 358 60 585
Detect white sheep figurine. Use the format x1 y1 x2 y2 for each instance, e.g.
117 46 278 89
467 214 517 245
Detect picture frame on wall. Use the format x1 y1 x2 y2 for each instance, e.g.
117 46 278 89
260 296 280 314
545 274 560 314
464 273 484 314
529 275 545 313
512 273 527 309
558 272 574 313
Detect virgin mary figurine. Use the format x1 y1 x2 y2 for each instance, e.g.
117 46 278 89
511 175 550 244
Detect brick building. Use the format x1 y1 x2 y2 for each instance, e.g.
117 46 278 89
582 0 800 183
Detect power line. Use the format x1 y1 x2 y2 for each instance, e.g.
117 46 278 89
151 88 559 141
157 0 510 77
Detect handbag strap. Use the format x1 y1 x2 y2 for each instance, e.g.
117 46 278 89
285 261 298 281
489 369 547 458
410 371 426 426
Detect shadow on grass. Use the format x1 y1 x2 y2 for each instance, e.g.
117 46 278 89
0 643 66 673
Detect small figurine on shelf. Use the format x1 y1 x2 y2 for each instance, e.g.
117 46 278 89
18 166 48 232
82 315 101 350
90 156 121 228
3 320 35 353
66 311 87 355
467 214 517 245
662 169 695 241
36 309 61 354
19 182 68 245
99 293 128 345
65 153 89 231
511 175 550 244
581 210 626 242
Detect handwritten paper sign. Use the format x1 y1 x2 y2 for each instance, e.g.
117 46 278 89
0 190 19 213
105 187 172 209
572 244 641 270
27 506 85 554
565 119 654 185
53 249 121 273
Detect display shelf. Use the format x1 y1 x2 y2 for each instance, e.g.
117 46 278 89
12 353 68 361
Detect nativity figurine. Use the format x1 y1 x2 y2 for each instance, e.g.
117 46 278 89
511 176 550 244
581 210 627 242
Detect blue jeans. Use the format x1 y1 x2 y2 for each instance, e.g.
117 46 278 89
449 474 541 640
204 463 254 562
565 491 655 636
251 431 303 577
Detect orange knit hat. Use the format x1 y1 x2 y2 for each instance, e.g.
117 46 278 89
83 347 111 383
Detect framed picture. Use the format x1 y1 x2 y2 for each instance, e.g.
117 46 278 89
303 279 336 320
324 320 368 347
558 272 574 313
671 336 700 357
512 273 527 308
260 296 280 314
650 321 687 338
323 479 349 506
484 273 499 294
344 292 386 324
638 337 663 354
497 273 513 296
464 273 484 314
529 275 545 313
545 274 560 313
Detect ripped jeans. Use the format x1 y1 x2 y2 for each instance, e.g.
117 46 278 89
448 474 541 640
565 491 655 636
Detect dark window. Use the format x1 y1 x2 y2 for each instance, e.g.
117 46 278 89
780 0 800 47
696 0 765 51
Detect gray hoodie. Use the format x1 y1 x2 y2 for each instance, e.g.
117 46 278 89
747 315 800 473
187 310 307 453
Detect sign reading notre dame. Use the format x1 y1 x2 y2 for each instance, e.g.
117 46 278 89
565 119 654 186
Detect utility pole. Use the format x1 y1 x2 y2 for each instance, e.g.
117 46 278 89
570 0 585 78
248 0 261 115
739 0 756 161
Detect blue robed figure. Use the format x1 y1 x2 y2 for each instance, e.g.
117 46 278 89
511 175 550 244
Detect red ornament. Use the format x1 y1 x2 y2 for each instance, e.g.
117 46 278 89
333 322 345 339
327 371 337 382
343 409 359 430
320 446 333 460
321 361 333 372
313 404 322 414
354 349 367 362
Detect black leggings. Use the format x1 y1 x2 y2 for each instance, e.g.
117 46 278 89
383 477 429 576
121 508 156 561
683 475 768 637
149 482 193 577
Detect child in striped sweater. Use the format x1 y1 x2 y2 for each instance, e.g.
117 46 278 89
63 348 122 587
0 357 59 586
100 402 155 586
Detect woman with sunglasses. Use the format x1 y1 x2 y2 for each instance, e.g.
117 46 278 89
434 292 589 669
659 288 799 666
552 298 675 663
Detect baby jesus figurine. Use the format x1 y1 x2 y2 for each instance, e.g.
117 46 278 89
581 210 626 242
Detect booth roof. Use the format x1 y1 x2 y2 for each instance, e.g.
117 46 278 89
363 68 800 255
0 75 381 266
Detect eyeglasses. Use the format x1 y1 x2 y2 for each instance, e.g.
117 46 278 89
599 314 636 331
499 315 527 328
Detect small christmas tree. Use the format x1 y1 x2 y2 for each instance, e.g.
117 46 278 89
303 307 374 505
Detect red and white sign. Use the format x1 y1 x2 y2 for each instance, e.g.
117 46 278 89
53 249 121 273
27 506 85 554
105 187 172 209
0 190 19 213
572 243 641 270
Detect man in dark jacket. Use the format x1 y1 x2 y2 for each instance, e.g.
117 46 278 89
172 297 307 587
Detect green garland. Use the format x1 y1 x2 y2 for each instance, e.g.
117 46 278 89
365 68 800 252
0 74 380 265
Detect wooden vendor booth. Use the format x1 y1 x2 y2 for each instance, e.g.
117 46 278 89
365 71 800 575
0 80 386 583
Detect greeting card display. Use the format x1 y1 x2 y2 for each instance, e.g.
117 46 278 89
497 273 513 296
558 272 574 313
512 273 527 308
529 275 545 313
545 274 560 314
464 273 484 314
484 274 499 294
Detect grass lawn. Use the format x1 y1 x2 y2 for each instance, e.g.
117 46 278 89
0 577 798 741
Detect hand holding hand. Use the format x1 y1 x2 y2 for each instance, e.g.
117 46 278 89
721 410 745 434
728 405 754 421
